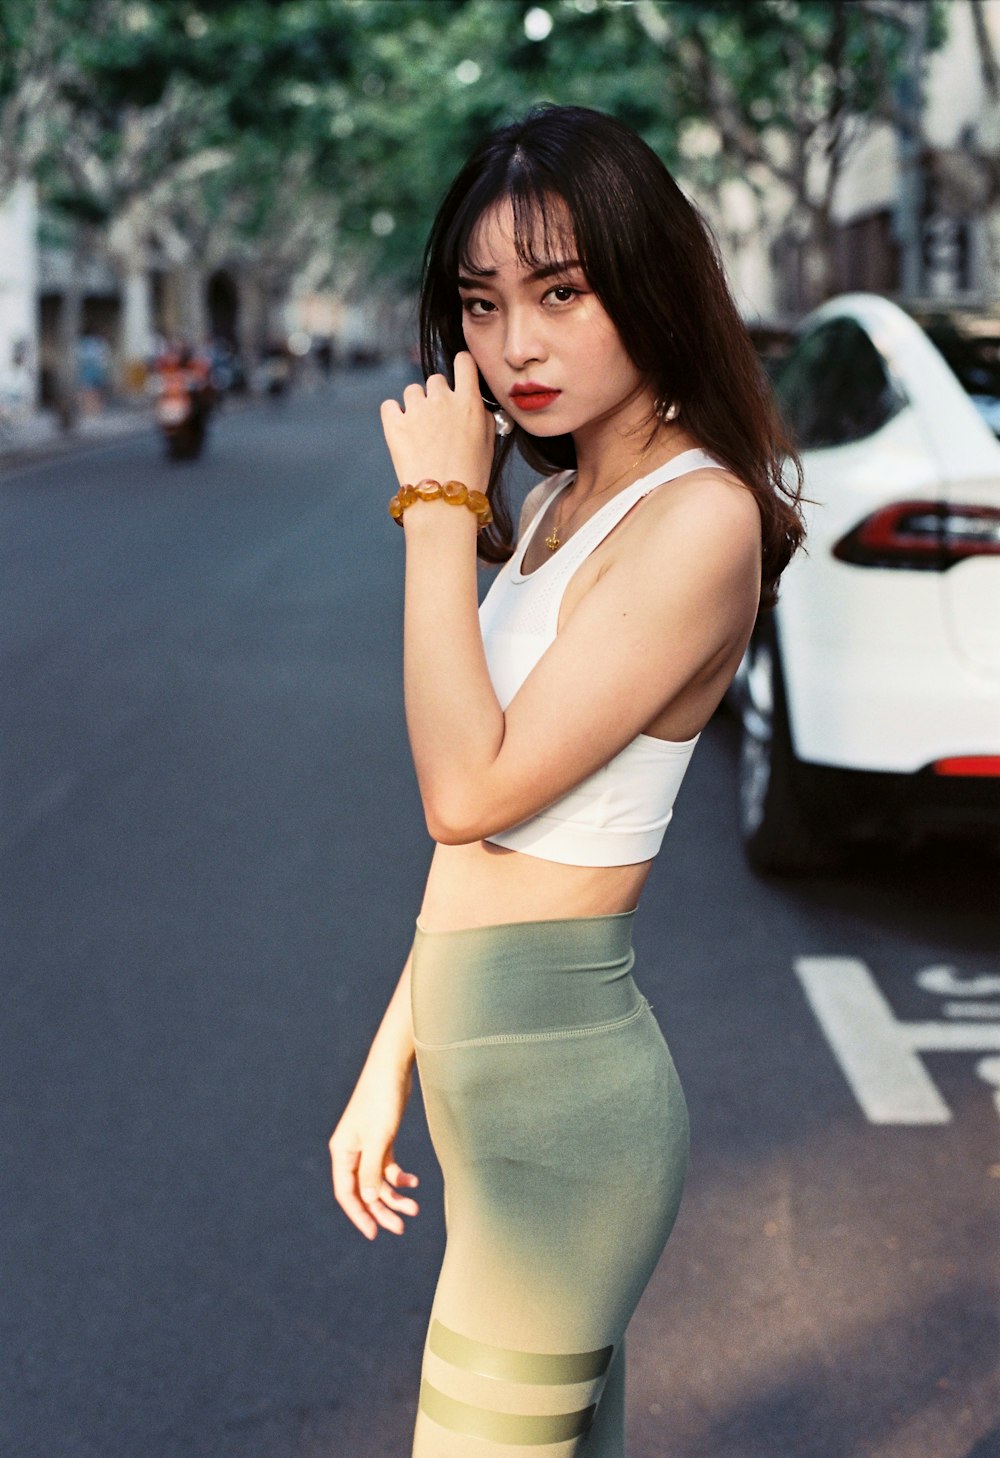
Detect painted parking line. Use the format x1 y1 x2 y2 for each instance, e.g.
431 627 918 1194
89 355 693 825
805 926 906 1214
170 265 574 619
795 957 1000 1125
915 967 1000 998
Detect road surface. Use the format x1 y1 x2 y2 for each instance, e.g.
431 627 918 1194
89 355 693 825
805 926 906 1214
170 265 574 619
3 369 998 1458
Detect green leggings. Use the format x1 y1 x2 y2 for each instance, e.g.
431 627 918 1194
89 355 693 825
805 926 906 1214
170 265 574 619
410 911 689 1456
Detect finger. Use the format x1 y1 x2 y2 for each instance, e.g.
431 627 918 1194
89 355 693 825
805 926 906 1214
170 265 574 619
361 1185 407 1236
330 1146 379 1240
425 371 452 395
377 1157 419 1218
381 1184 420 1217
359 1153 405 1233
331 1168 378 1240
453 350 479 396
385 1160 419 1189
342 1193 379 1239
402 381 427 408
379 400 403 446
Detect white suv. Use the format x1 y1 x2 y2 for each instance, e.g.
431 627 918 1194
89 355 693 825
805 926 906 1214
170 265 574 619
735 293 1000 872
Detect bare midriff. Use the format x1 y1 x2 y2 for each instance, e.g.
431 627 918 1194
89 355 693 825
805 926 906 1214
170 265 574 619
416 839 654 933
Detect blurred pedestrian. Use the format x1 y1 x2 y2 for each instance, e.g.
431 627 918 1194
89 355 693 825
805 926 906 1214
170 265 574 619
259 338 292 398
316 336 334 378
206 334 237 396
76 329 111 414
329 104 806 1455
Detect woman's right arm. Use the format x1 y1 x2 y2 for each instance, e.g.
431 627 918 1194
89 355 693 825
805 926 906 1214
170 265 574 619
328 948 421 1240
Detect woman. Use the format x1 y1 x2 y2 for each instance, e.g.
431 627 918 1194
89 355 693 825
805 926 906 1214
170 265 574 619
330 105 803 1456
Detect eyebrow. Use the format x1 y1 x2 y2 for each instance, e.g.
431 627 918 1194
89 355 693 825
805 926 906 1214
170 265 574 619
457 258 583 289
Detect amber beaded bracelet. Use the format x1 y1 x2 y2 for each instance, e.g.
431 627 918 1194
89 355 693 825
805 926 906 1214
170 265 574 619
388 478 493 530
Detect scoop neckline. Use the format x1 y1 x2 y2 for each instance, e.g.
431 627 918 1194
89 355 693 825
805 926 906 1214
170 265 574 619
510 447 716 584
510 474 575 582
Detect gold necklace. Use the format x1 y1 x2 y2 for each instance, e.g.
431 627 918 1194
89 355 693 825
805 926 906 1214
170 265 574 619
544 443 656 552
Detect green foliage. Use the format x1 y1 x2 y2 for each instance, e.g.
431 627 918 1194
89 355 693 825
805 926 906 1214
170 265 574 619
314 1 672 283
1 0 954 290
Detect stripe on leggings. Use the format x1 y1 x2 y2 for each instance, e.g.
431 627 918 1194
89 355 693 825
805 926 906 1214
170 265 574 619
419 1380 595 1445
429 1320 613 1385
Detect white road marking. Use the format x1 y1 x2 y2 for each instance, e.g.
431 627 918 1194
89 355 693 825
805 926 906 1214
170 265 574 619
916 966 1000 998
943 1002 1000 1020
976 1057 1000 1118
794 957 1000 1125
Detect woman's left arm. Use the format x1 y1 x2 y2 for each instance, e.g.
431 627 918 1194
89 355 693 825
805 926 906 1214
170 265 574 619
381 352 760 844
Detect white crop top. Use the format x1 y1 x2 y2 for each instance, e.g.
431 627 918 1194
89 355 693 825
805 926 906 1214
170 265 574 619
477 447 726 866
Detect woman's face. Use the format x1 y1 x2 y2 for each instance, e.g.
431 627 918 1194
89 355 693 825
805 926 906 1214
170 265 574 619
459 198 654 439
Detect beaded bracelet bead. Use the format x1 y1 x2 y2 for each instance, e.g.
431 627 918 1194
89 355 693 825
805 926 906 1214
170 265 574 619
389 478 493 530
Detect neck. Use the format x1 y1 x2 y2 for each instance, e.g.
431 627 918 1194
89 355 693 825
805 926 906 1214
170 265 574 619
569 394 694 498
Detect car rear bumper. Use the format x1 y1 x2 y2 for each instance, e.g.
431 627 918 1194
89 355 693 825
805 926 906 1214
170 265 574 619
801 761 1000 843
782 634 1000 772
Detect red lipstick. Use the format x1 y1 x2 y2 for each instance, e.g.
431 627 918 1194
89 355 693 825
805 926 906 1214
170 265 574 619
509 382 561 413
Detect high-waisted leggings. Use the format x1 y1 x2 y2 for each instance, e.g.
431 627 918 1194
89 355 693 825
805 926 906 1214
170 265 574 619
409 910 689 1457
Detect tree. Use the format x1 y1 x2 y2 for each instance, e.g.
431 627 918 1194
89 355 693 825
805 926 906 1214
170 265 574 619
1 0 961 386
634 0 951 308
0 0 82 196
274 0 947 309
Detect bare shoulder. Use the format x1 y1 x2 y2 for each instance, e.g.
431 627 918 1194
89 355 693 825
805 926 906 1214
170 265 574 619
594 466 762 631
635 465 761 565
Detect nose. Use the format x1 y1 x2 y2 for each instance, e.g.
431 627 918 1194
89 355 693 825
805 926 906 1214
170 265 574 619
503 305 547 371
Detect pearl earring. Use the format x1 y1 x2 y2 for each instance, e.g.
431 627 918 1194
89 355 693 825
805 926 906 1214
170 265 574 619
660 400 680 422
483 398 515 437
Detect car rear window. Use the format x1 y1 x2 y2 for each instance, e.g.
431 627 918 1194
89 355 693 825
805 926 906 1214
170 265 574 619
914 313 1000 438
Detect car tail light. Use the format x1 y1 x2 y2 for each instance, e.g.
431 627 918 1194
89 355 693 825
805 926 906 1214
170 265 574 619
833 500 1000 568
932 756 1000 776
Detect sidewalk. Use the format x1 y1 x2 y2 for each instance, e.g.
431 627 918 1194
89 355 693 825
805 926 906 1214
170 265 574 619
0 400 155 471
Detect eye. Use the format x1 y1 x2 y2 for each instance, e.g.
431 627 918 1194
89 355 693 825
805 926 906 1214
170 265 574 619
543 284 580 306
461 297 496 318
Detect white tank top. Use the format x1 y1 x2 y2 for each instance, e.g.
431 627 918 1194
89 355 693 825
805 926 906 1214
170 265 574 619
478 447 725 865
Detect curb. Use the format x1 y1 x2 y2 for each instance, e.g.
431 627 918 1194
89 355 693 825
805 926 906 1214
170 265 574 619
0 412 155 474
0 395 258 475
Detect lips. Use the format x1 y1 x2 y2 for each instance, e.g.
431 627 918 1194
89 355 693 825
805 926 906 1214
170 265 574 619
509 383 561 413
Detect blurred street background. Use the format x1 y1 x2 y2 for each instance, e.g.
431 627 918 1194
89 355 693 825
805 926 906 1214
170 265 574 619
3 0 1000 431
3 3 1000 1457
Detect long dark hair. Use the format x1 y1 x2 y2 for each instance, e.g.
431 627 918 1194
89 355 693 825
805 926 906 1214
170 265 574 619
419 104 804 609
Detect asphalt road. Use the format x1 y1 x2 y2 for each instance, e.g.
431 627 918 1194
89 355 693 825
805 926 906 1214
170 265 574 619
3 370 999 1458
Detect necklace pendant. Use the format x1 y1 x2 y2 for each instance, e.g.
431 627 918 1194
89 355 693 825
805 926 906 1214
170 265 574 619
544 531 561 552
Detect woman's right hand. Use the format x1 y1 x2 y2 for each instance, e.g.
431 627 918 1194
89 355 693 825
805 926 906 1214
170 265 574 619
329 1064 421 1240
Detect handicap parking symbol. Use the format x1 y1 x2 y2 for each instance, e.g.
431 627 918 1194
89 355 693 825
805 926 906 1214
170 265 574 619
794 958 1000 1124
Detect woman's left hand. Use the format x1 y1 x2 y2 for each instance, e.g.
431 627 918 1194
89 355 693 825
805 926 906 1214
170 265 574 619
380 350 495 492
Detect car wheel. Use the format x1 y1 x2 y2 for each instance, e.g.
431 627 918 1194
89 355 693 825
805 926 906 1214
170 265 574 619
738 622 842 873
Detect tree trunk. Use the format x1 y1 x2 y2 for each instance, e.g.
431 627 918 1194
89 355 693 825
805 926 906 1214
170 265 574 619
55 256 82 432
893 2 930 300
120 263 154 382
177 261 208 345
236 271 267 385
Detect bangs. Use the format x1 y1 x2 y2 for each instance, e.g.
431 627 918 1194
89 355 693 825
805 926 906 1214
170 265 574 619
447 162 580 281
